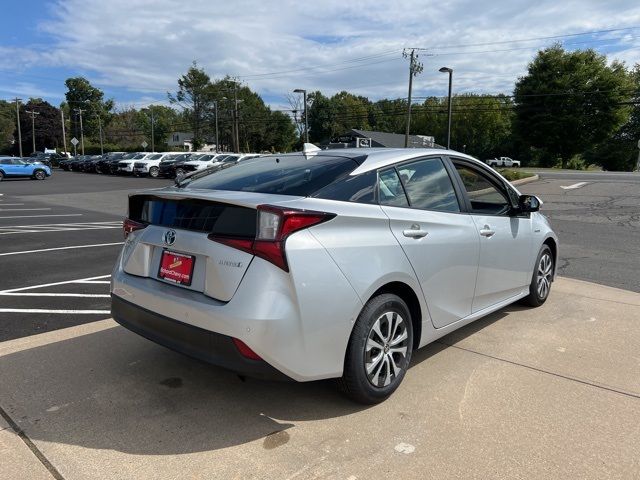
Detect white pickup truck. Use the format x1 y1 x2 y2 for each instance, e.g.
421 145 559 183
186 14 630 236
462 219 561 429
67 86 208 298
486 156 521 168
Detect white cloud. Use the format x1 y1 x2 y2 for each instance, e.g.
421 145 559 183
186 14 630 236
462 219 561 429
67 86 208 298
9 0 640 105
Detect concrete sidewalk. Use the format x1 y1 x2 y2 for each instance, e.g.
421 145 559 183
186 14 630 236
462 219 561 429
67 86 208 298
1 277 639 479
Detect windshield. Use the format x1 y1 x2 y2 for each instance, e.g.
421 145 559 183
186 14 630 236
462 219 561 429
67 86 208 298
133 153 147 159
185 154 358 196
147 154 163 160
122 153 137 159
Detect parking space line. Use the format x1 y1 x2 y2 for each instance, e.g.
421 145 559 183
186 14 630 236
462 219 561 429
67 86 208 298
0 203 25 206
0 242 124 257
0 208 51 212
0 223 122 235
0 293 110 297
76 280 111 284
0 214 83 219
0 309 111 314
0 274 111 293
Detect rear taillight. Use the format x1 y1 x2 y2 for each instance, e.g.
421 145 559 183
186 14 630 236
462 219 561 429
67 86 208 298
123 218 147 238
208 205 335 271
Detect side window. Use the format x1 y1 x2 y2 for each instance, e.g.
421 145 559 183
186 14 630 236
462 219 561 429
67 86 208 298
397 157 460 212
0 159 11 165
312 170 377 204
454 164 511 215
378 169 409 207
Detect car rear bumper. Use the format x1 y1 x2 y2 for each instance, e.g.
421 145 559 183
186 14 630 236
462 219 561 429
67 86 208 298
111 294 292 381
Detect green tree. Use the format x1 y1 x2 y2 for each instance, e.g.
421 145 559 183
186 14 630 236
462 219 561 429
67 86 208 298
136 105 180 151
64 77 114 143
0 100 15 154
584 64 640 171
168 62 216 150
514 45 632 168
307 91 372 143
13 99 62 155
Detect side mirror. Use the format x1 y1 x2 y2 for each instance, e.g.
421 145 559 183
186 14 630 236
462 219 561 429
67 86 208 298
518 194 541 213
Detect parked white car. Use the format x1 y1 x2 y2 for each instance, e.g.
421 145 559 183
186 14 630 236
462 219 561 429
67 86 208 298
112 147 557 404
133 152 183 178
117 152 152 174
486 157 521 168
181 153 227 174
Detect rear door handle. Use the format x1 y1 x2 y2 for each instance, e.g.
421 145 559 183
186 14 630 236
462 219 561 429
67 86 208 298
479 224 495 237
403 224 429 238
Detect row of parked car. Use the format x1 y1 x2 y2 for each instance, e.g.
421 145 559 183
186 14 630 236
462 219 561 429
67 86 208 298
59 151 262 178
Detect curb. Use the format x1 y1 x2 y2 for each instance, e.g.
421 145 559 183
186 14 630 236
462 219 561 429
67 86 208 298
510 174 539 187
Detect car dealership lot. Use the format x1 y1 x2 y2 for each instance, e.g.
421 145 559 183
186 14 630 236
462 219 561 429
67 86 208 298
1 169 639 479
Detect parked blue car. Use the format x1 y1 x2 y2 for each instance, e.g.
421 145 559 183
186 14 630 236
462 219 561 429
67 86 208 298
0 157 52 181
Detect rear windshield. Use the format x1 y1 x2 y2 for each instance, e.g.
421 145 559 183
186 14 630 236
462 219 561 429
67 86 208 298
185 154 358 196
129 195 256 237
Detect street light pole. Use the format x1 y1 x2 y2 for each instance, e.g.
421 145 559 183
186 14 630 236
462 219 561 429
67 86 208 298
96 113 104 155
213 101 219 153
74 108 85 155
14 98 23 157
150 106 155 153
293 89 308 143
25 109 40 154
61 108 68 155
439 67 453 149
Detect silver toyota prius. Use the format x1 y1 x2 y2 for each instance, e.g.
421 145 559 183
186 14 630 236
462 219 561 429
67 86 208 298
111 147 558 403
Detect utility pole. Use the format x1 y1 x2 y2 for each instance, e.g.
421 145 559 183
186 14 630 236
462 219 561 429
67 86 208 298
74 108 85 155
150 106 155 153
14 98 23 157
403 49 424 148
293 89 308 143
61 109 68 155
439 67 453 149
24 109 40 154
213 101 219 153
234 83 240 153
96 113 104 155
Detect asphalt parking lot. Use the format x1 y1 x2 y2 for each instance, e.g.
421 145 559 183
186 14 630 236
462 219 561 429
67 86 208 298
1 168 639 479
0 172 171 341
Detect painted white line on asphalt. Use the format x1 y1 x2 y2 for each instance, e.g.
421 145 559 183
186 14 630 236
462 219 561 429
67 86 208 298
560 182 589 190
0 274 111 293
0 208 51 211
0 309 111 314
0 242 124 257
0 203 25 206
0 225 121 235
0 293 110 298
0 221 120 228
0 214 83 219
76 280 111 284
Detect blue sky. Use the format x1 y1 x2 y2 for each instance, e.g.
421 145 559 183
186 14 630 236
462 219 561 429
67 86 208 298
2 0 639 111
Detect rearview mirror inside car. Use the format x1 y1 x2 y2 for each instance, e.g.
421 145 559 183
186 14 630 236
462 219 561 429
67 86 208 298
518 194 541 212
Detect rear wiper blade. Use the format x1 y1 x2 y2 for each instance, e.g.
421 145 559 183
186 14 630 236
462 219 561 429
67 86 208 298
175 162 236 188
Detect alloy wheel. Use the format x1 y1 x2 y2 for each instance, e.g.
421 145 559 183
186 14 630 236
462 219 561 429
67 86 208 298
537 252 553 299
35 170 46 180
364 311 409 387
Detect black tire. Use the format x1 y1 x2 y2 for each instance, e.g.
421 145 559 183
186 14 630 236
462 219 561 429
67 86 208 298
338 293 413 404
521 245 554 307
0 170 4 181
33 169 47 180
149 166 159 178
175 167 185 177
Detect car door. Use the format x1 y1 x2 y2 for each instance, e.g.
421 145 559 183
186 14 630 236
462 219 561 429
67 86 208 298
379 156 480 328
449 159 532 312
4 159 25 176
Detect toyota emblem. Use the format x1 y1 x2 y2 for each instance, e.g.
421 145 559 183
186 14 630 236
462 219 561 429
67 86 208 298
163 229 176 246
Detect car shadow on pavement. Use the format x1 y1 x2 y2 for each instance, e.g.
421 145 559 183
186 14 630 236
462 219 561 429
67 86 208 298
0 305 522 455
